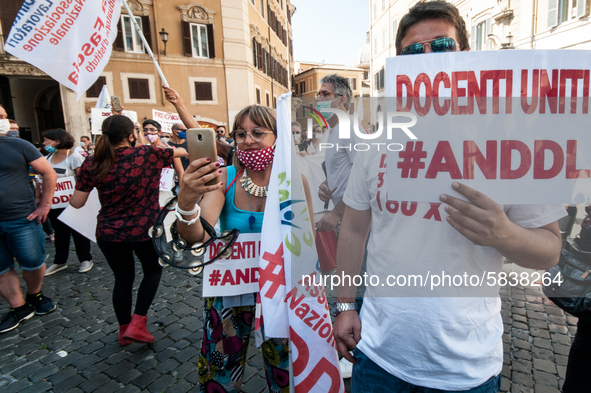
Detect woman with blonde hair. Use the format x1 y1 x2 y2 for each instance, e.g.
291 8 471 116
164 86 290 392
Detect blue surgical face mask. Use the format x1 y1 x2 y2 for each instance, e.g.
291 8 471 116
178 131 187 139
6 131 19 138
80 142 85 147
315 99 336 120
45 144 57 154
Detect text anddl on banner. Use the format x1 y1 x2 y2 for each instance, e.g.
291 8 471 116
202 233 261 297
379 50 591 205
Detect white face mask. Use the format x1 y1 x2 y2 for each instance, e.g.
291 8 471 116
292 133 301 142
0 119 9 134
314 133 323 140
160 136 170 144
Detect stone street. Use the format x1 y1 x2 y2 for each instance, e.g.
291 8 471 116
0 240 579 393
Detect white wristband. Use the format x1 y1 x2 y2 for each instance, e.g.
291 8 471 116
175 203 201 225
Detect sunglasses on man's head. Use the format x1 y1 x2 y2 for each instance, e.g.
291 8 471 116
400 37 456 55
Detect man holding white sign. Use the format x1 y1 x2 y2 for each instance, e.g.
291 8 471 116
333 1 566 392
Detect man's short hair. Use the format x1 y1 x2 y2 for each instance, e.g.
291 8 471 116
8 119 16 125
319 74 352 110
143 119 162 131
396 0 469 56
81 135 90 141
216 125 226 131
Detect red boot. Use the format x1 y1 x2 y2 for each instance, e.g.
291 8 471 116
118 324 132 346
122 314 154 343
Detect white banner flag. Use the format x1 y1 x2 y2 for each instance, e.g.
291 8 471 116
3 0 122 100
258 93 343 392
95 85 111 109
91 108 137 135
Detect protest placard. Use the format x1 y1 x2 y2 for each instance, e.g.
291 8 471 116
37 176 76 209
159 168 174 191
152 110 181 134
202 233 261 297
372 50 591 204
91 108 137 134
3 0 121 100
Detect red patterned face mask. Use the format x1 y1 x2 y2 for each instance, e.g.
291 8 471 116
236 143 276 172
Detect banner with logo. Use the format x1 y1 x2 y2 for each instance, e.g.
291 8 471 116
3 0 122 100
91 108 137 134
258 93 343 392
152 109 182 134
379 50 591 204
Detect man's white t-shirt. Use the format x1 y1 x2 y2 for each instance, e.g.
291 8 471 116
342 149 565 390
325 122 358 205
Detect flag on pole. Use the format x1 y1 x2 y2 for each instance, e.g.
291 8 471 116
3 0 122 100
95 85 111 109
258 93 344 392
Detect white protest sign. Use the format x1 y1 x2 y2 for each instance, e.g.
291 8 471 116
152 110 181 134
202 233 261 297
159 168 174 191
376 50 591 204
91 108 137 134
3 0 122 100
58 189 100 242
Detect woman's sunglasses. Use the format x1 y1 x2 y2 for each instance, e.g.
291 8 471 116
401 37 456 55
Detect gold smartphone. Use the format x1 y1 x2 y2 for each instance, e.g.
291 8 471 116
187 128 219 186
111 95 121 112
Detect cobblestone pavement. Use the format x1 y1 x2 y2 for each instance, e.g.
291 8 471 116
0 240 579 393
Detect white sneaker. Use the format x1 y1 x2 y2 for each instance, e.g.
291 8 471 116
339 357 353 379
79 261 93 273
45 264 67 276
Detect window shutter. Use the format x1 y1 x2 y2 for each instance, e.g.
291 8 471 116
548 0 558 28
257 43 263 70
352 78 357 90
141 16 151 52
470 25 477 50
253 38 258 67
485 18 491 50
379 68 385 89
578 0 590 18
195 82 213 101
349 102 355 115
206 24 215 58
114 18 124 51
182 21 192 56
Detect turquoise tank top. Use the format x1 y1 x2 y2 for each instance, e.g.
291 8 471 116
220 166 264 234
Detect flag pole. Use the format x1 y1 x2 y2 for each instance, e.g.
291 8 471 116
121 0 169 87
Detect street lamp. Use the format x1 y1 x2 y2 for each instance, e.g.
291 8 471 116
159 28 169 55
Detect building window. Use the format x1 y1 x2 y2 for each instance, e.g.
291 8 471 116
182 22 215 58
195 82 213 101
266 92 270 107
381 26 387 50
86 76 107 98
256 88 261 104
471 19 490 51
121 73 156 104
374 67 385 91
349 102 355 115
190 23 209 58
373 0 378 21
348 77 357 90
548 0 580 27
122 15 144 53
300 81 305 93
392 17 398 43
128 78 150 99
381 0 386 12
273 96 277 109
260 0 265 17
189 77 218 105
373 36 378 54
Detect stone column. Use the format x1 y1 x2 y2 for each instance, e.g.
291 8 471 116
59 84 89 140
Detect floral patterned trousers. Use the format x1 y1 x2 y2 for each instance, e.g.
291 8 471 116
199 297 290 393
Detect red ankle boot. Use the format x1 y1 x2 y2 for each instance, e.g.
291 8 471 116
118 324 131 346
122 314 154 343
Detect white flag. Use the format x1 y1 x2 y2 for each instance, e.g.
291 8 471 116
3 0 122 100
258 93 344 392
95 85 111 109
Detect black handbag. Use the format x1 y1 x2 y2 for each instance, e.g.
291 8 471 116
543 237 591 321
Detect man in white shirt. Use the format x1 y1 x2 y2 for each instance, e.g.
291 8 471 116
332 1 565 392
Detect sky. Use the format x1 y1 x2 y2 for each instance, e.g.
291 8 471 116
291 0 370 66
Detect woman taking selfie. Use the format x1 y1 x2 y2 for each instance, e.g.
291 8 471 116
69 115 185 346
164 86 290 393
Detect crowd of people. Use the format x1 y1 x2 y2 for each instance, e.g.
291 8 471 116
0 1 589 392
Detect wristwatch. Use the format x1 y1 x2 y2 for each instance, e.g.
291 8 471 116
332 301 357 317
